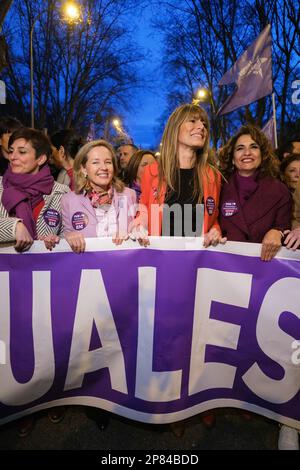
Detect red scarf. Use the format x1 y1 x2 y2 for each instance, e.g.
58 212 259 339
87 187 114 208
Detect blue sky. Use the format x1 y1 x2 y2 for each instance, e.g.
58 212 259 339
122 6 166 150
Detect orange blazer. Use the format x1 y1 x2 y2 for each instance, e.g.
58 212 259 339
138 162 221 236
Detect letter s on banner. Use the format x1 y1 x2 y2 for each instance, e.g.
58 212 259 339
243 278 300 403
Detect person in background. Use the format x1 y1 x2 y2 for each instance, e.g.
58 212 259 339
277 138 300 160
283 161 300 250
218 125 292 261
0 116 22 175
124 149 156 201
61 139 137 253
280 154 300 193
50 129 84 190
116 143 138 180
276 155 300 449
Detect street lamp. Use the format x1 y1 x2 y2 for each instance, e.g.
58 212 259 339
112 118 128 137
112 118 122 131
30 1 81 128
193 88 216 114
111 117 131 144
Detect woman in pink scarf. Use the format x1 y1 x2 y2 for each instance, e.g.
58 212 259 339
61 139 137 253
0 127 69 252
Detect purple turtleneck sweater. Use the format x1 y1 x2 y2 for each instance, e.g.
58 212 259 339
234 171 258 206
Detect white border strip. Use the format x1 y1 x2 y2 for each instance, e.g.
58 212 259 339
0 397 299 430
0 237 299 261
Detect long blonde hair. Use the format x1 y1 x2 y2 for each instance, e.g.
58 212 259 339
73 139 124 194
159 103 217 203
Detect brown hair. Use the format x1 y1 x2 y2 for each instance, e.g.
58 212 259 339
124 149 156 186
280 153 300 174
73 139 124 194
218 125 279 179
159 103 218 203
9 127 52 160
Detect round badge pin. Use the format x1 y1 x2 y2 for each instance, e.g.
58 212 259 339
206 196 215 215
71 212 89 231
221 200 239 217
43 209 60 227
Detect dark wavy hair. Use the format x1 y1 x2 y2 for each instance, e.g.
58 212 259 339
218 125 279 179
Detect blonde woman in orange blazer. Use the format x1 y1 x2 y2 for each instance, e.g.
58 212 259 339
133 103 226 247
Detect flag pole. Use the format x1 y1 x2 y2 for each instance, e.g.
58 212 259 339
272 92 278 149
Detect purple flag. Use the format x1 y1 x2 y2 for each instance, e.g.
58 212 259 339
217 25 273 116
262 116 276 148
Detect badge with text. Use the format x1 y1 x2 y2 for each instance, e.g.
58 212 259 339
43 209 60 227
72 212 89 231
222 200 239 217
206 196 215 215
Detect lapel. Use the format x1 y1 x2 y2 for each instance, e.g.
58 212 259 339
222 177 250 236
77 193 97 219
149 166 166 205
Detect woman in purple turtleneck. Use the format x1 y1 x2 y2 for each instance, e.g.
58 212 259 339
218 125 292 261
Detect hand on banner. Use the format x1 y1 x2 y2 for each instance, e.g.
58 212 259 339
14 221 34 252
129 224 149 247
283 228 300 251
112 232 129 246
65 231 86 253
203 227 227 248
40 234 60 251
260 229 282 261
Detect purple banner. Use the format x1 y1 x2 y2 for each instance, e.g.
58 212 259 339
0 239 299 428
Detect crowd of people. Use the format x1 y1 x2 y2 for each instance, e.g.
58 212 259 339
0 107 299 449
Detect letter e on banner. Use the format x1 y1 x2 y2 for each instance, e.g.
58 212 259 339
189 268 252 395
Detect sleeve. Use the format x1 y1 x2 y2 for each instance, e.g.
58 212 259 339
272 185 293 232
0 216 21 243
